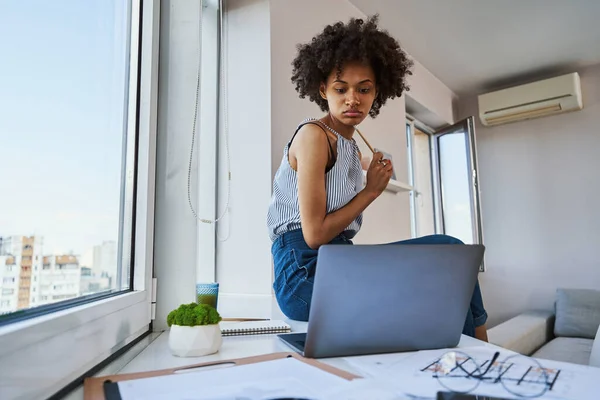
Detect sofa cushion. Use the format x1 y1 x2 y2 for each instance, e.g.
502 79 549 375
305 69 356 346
488 311 554 356
532 337 594 366
554 288 600 339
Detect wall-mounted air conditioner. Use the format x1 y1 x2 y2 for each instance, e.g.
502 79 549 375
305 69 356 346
478 72 583 127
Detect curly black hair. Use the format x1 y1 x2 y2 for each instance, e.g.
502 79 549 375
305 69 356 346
291 15 413 118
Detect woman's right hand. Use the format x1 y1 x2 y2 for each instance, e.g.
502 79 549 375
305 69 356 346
364 152 393 198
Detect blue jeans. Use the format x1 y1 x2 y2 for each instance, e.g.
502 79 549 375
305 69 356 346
271 229 488 338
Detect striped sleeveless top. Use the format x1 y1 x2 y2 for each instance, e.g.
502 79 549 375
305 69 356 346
267 118 364 242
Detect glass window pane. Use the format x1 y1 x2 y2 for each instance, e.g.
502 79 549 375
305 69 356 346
414 128 436 236
0 0 134 316
438 132 475 244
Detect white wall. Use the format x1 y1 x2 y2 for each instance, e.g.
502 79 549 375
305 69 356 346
405 59 458 128
153 0 200 330
214 0 274 317
457 64 600 327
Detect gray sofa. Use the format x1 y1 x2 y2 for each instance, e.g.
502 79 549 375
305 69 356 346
488 288 600 367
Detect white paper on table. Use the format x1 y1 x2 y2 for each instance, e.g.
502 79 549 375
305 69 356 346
115 357 352 400
344 351 415 378
321 377 426 400
347 346 600 400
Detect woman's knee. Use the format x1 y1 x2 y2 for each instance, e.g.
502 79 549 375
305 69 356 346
435 234 464 245
392 234 464 245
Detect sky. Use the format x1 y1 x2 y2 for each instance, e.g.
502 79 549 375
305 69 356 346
0 1 130 261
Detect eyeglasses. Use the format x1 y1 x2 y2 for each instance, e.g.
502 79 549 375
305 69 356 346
430 350 556 398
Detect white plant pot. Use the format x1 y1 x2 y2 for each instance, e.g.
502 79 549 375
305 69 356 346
168 324 222 357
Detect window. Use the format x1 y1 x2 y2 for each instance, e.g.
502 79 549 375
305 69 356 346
406 119 437 238
406 116 484 270
1 0 136 315
407 122 434 238
0 1 158 398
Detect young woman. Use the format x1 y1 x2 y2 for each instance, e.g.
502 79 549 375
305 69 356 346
266 16 488 341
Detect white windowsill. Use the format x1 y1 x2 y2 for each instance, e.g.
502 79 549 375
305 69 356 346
62 331 163 400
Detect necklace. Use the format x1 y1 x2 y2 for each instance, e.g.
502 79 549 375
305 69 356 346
305 118 378 160
320 120 346 138
305 117 353 140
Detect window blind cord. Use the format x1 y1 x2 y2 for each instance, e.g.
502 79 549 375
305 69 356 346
187 0 232 241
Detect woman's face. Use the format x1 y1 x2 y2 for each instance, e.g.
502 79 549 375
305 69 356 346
321 61 377 126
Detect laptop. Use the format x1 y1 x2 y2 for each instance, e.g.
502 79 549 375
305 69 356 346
278 243 485 358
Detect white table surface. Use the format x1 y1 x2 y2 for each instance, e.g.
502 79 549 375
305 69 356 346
119 320 499 376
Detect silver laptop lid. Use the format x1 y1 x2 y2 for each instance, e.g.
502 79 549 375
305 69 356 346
304 244 485 358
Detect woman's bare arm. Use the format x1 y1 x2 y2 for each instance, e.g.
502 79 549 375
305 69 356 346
291 125 392 249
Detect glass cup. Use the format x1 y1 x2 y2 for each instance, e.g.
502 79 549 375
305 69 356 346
196 282 219 309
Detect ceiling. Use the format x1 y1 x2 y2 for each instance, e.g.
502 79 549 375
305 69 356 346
350 0 600 96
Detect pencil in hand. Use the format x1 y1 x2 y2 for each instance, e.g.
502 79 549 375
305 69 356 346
355 128 387 165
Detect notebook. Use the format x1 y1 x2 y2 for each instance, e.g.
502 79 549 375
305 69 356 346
219 320 291 336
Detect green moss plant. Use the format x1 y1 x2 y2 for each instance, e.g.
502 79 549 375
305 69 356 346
167 303 222 327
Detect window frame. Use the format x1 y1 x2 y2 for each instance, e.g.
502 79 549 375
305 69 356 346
406 120 418 238
406 114 485 271
196 0 220 286
406 115 437 238
0 0 160 398
431 116 485 271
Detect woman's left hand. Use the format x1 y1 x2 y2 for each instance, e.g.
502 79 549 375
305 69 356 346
364 152 393 198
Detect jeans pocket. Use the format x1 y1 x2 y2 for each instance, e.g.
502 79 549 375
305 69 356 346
290 248 318 281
